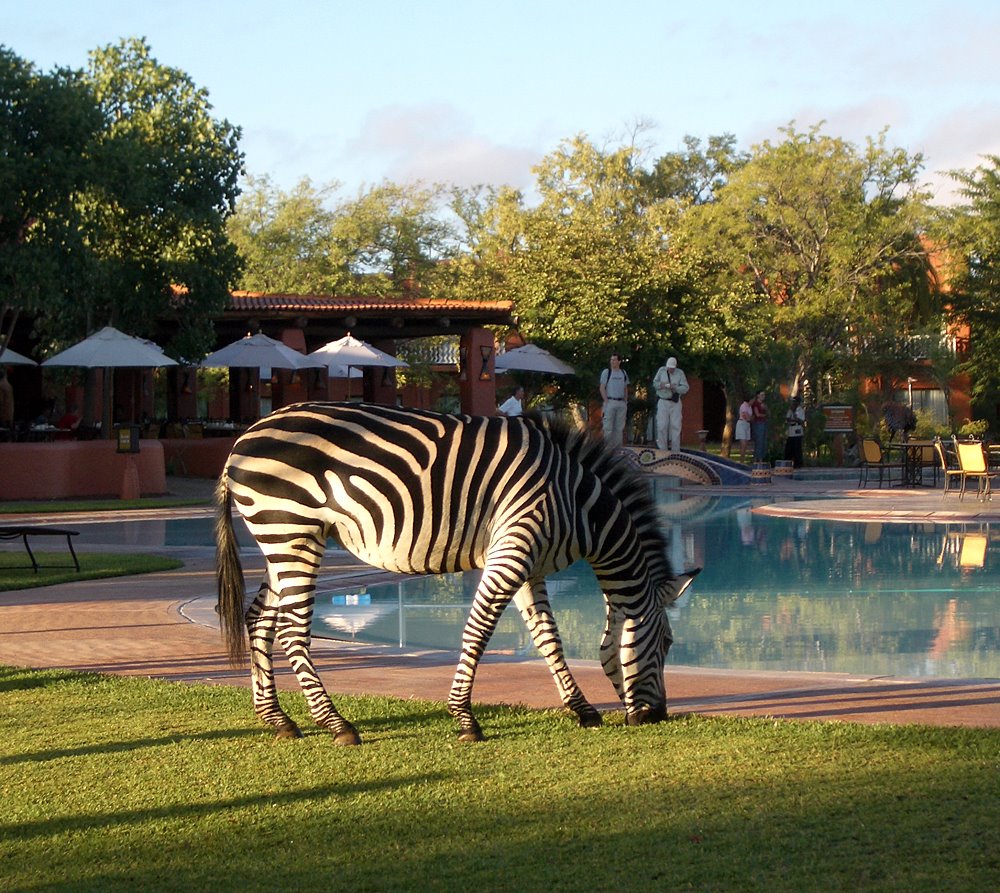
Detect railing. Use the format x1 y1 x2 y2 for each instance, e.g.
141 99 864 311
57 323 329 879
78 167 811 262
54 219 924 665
399 338 461 366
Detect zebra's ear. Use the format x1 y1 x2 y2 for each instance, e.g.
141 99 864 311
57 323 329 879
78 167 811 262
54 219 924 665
661 567 701 606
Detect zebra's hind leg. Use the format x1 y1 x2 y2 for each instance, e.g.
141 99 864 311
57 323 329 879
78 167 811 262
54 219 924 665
274 599 361 746
246 582 302 739
513 581 602 728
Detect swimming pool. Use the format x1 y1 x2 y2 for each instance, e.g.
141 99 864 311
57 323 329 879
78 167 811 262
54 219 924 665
313 491 1000 679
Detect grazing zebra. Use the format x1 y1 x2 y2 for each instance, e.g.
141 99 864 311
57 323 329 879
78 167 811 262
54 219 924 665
216 402 697 743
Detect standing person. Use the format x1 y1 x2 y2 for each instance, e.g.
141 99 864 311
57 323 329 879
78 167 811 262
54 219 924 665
652 356 689 453
784 395 806 468
750 389 769 461
735 394 753 463
599 352 629 444
498 386 524 417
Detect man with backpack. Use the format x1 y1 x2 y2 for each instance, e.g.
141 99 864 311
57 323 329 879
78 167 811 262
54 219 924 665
599 353 629 444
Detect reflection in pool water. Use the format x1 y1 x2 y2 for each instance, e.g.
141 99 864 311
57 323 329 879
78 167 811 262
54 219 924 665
314 490 1000 679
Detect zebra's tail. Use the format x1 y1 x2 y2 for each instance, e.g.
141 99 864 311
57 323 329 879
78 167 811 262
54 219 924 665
215 473 248 667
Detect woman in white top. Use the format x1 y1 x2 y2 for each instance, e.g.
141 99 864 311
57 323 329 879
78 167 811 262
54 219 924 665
735 395 753 463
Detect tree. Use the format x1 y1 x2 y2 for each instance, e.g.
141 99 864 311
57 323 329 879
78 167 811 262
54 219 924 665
942 155 1000 408
228 178 459 299
451 136 701 405
227 174 339 293
327 181 458 296
696 124 938 398
0 46 102 355
641 133 748 204
66 37 244 359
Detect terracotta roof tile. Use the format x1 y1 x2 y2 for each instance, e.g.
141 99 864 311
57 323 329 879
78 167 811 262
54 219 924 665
228 292 512 313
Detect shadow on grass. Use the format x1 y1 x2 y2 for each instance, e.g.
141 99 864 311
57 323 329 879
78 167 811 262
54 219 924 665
0 667 86 693
3 772 452 843
0 725 270 766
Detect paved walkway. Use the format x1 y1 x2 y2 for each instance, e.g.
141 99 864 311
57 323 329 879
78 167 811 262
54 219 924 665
2 474 999 731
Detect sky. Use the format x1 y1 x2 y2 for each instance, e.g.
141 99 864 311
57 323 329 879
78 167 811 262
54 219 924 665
6 0 1000 205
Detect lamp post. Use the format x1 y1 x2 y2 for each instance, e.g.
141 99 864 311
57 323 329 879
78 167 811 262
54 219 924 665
907 377 916 408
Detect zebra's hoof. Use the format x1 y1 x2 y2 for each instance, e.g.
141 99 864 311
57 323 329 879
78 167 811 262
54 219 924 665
577 710 603 729
457 724 484 743
333 726 362 746
625 703 667 726
274 723 304 739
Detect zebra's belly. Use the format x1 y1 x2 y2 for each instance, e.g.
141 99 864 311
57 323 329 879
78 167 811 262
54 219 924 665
343 543 478 577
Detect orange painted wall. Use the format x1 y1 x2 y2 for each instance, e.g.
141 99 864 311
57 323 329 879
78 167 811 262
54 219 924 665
0 441 166 499
160 437 236 478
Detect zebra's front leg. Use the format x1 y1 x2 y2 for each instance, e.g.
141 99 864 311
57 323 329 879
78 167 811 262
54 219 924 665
513 581 602 728
448 568 520 742
599 599 626 704
274 601 361 746
246 582 302 739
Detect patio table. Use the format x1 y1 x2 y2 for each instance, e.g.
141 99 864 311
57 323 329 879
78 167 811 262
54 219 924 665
886 440 937 487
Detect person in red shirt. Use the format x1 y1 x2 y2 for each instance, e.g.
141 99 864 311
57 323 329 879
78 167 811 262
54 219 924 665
56 404 82 430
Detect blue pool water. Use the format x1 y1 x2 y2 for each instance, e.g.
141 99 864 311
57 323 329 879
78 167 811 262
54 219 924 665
58 495 998 678
312 491 1000 679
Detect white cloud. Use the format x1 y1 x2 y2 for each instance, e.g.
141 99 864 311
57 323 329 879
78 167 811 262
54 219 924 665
916 104 1000 204
344 104 541 190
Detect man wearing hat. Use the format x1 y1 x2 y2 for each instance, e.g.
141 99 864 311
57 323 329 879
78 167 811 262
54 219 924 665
652 356 689 453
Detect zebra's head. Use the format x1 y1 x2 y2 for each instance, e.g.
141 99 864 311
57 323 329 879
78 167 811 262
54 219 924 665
597 568 679 725
620 570 700 723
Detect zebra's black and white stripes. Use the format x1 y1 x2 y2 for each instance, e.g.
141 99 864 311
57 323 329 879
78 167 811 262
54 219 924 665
216 401 695 741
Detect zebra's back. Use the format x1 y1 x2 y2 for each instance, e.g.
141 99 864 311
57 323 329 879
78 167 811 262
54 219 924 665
225 402 576 575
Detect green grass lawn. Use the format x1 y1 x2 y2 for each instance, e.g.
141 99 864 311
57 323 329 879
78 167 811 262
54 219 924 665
0 497 206 514
0 552 182 590
1 666 997 892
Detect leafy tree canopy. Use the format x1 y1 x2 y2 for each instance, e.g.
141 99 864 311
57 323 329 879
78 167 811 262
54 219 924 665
689 123 937 397
0 45 102 347
227 174 339 294
75 37 244 359
449 136 708 402
941 154 1000 402
1 39 244 361
229 177 459 300
328 181 458 296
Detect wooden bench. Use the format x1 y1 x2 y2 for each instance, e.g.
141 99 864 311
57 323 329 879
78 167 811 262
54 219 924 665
0 526 81 573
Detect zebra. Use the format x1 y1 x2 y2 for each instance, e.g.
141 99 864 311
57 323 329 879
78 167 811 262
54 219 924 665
216 401 698 743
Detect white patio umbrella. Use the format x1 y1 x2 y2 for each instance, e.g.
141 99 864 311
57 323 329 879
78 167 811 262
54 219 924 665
325 363 363 380
0 346 37 366
199 333 324 370
494 343 575 375
309 334 409 369
41 326 178 369
309 334 408 398
41 326 178 435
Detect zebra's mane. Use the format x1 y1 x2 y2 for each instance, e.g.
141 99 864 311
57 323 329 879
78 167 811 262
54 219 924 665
527 413 674 584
